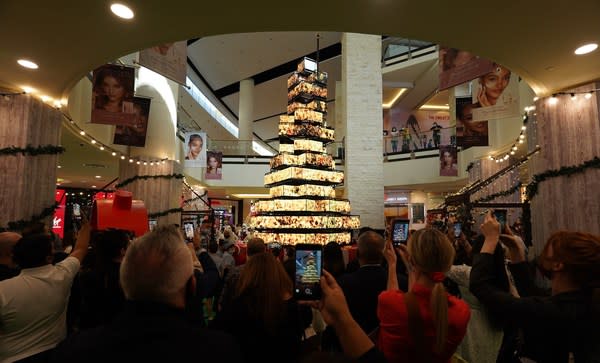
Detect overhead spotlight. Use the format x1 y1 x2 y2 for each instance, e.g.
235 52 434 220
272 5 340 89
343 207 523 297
120 155 125 160
110 3 135 19
504 155 510 160
161 160 166 164
17 59 39 69
574 43 598 55
488 155 494 160
91 139 96 144
521 126 527 131
79 130 85 136
585 92 593 99
549 94 559 105
112 152 117 156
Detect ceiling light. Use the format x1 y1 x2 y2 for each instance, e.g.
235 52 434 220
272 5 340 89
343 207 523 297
231 193 271 199
161 160 166 164
136 161 140 165
57 165 62 169
549 95 558 105
120 155 125 160
512 146 518 151
17 59 39 69
79 130 85 136
519 139 524 144
585 92 593 99
112 152 117 156
382 88 408 109
129 158 134 163
91 139 97 144
95 175 101 179
110 3 134 19
571 93 577 100
91 185 97 188
143 162 147 165
419 104 450 111
488 156 494 160
533 96 539 102
53 101 62 108
521 126 527 131
519 134 525 139
40 95 51 102
21 86 36 93
510 151 515 155
150 162 154 166
504 155 510 160
99 146 105 150
574 43 598 55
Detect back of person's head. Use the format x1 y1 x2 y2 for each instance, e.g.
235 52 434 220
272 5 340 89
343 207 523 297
21 222 47 237
408 228 456 353
94 229 130 266
323 242 345 277
0 232 22 265
246 237 266 257
235 252 292 331
539 231 600 288
223 230 231 239
13 233 53 268
284 245 295 259
120 225 192 306
357 231 385 265
268 242 282 258
208 241 219 254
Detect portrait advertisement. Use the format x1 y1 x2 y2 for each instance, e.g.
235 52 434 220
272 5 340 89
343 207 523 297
184 131 207 168
113 97 151 147
91 64 136 125
205 150 223 180
138 41 187 85
471 64 520 122
439 46 495 91
455 96 489 147
439 144 458 177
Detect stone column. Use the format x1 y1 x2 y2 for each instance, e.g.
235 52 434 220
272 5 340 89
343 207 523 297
341 33 384 229
0 95 62 229
529 82 600 255
118 160 183 226
239 78 254 154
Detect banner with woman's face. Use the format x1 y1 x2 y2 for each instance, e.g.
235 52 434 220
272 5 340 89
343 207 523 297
138 41 187 85
205 150 223 180
439 144 458 177
455 96 489 147
91 64 136 125
184 131 207 168
113 97 151 147
470 65 520 122
439 46 495 91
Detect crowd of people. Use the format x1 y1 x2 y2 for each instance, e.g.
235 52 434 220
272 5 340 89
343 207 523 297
0 212 599 363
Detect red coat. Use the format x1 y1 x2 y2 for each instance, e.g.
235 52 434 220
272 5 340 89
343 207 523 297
377 284 470 363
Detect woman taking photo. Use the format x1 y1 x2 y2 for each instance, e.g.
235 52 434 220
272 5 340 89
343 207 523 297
470 212 600 362
378 229 470 362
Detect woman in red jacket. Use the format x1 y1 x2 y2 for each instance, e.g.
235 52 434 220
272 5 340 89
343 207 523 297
377 229 470 362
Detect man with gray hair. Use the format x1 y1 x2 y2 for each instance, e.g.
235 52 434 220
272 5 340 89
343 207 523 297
52 225 243 363
0 232 21 281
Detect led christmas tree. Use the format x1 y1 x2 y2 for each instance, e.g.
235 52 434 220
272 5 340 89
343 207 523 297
249 57 360 245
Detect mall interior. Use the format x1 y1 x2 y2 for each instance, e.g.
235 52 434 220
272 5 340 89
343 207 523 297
1 1 600 362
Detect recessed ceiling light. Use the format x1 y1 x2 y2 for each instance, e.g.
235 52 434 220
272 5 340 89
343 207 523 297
91 185 97 188
95 175 102 179
110 3 134 19
17 59 39 69
57 165 62 169
574 43 598 55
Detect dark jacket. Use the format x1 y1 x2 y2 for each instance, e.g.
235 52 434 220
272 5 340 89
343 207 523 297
78 261 125 329
51 301 244 363
470 253 600 363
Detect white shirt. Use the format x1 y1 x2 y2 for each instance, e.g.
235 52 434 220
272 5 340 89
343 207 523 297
0 256 80 362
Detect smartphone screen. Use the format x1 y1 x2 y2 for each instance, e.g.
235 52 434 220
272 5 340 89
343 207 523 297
294 244 323 300
392 219 410 245
453 223 462 238
493 209 507 233
148 219 158 232
184 223 194 240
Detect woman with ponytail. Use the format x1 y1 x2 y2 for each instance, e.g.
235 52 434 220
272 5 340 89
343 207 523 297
470 212 600 363
377 229 471 362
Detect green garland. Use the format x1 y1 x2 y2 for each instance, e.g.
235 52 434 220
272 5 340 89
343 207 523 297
526 156 600 200
473 182 522 203
6 203 58 231
148 208 183 219
116 173 185 189
0 145 65 156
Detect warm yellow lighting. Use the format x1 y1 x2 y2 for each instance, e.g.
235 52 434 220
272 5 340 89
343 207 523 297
533 96 539 102
99 146 105 150
79 130 85 136
21 86 36 94
574 43 598 55
110 3 134 19
519 139 524 144
549 96 558 105
521 126 527 131
40 95 51 102
17 59 38 69
112 152 117 156
120 155 125 160
91 140 97 144
382 88 407 108
231 194 271 199
585 92 593 99
419 104 450 110
129 159 134 163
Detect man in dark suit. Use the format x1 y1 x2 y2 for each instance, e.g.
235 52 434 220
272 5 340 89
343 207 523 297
51 225 243 363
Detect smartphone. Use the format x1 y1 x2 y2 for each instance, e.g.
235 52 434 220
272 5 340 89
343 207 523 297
492 209 507 233
391 219 410 246
148 219 158 232
183 223 194 240
294 244 323 300
453 223 462 238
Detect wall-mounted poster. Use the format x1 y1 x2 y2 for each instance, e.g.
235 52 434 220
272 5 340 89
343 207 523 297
138 41 187 85
113 97 151 147
439 145 458 177
439 47 495 91
456 96 489 147
91 64 136 125
184 131 207 168
205 150 223 180
471 65 520 122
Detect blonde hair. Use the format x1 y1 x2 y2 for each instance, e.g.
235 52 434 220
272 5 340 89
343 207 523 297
408 228 456 353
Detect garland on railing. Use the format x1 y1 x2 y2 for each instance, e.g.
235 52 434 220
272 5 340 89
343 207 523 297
116 173 185 189
0 145 65 156
6 203 58 231
148 208 184 219
473 182 522 203
526 156 600 200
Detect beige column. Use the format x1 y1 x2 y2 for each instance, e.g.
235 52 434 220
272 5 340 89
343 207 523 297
341 33 384 229
0 95 62 229
529 82 600 255
238 78 254 154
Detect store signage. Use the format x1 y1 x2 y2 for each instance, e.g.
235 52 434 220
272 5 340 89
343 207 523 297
53 189 66 239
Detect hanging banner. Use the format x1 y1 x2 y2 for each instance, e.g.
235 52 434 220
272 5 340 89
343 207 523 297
471 65 520 121
205 150 223 180
184 131 207 168
91 64 136 125
138 41 187 85
456 96 489 147
113 97 151 147
52 189 66 239
439 145 458 177
439 47 495 91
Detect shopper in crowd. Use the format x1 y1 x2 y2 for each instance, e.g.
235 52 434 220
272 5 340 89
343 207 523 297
378 229 470 362
78 229 130 330
51 224 242 363
0 231 21 281
323 241 346 279
218 252 311 363
0 222 91 362
219 239 236 278
470 212 600 362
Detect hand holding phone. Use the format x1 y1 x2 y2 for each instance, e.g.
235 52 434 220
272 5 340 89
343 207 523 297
294 244 323 300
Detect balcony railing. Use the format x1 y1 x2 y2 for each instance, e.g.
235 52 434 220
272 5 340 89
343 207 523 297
383 127 455 155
